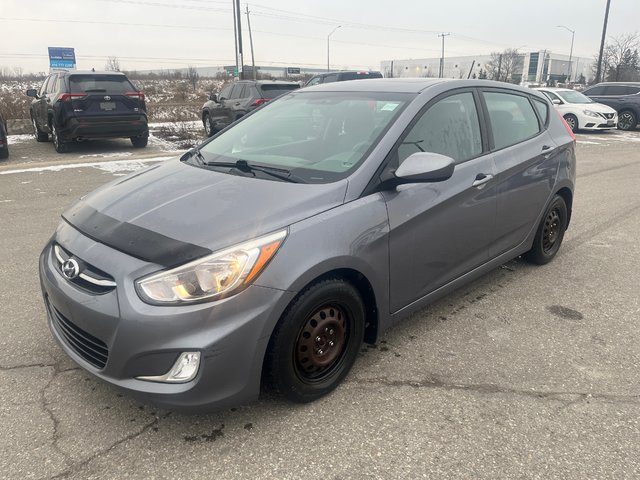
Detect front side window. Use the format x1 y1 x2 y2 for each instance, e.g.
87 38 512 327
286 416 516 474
484 91 541 150
398 91 482 165
39 76 51 96
541 90 561 102
197 92 412 183
584 86 604 96
219 85 232 100
306 77 322 86
229 84 244 100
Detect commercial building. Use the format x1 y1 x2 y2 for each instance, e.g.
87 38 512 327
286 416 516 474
381 51 594 85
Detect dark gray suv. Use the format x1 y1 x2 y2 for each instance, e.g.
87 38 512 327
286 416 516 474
583 82 640 131
40 79 576 411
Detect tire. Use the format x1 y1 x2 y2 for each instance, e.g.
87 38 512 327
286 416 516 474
563 114 578 133
203 113 216 137
51 122 67 153
617 110 637 131
130 135 148 148
524 195 568 265
0 147 8 160
265 278 365 403
32 116 48 142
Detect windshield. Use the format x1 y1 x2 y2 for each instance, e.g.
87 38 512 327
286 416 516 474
197 91 413 183
556 90 594 104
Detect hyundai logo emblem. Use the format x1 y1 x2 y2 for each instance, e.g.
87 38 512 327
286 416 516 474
61 258 80 280
103 95 111 101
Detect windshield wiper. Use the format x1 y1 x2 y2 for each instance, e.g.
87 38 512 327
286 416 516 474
205 159 302 183
180 147 207 165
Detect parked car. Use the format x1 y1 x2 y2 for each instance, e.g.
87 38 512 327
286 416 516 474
40 79 575 411
536 87 618 133
582 82 640 131
202 80 300 137
0 110 8 159
26 70 148 153
304 70 383 87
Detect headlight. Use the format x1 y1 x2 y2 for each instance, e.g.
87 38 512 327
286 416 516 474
583 110 599 117
136 230 287 304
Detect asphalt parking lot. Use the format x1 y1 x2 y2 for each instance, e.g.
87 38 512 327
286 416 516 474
1 130 639 479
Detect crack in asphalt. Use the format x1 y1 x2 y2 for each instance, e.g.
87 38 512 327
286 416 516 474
0 362 57 371
348 376 640 406
40 364 73 471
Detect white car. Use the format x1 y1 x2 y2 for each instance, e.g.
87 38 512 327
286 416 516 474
536 88 618 133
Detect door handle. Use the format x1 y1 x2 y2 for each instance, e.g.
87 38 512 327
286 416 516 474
542 145 554 151
472 173 493 187
542 145 556 158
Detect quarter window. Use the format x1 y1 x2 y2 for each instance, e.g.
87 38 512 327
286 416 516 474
398 92 482 165
532 97 549 124
484 92 541 150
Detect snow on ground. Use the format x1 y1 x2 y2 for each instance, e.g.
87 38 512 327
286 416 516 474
0 156 175 176
7 134 33 145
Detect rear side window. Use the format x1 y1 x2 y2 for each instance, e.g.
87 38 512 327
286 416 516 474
484 91 541 150
323 74 339 83
627 86 640 95
219 85 232 100
398 91 482 165
306 77 322 86
39 76 51 95
259 84 300 99
69 75 135 93
339 72 383 81
532 97 549 124
602 85 630 96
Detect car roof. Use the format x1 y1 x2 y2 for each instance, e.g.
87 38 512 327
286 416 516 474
238 80 299 86
58 70 128 76
591 81 640 86
536 87 573 92
303 78 546 95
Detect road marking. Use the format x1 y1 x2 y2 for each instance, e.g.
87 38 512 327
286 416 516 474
0 156 174 175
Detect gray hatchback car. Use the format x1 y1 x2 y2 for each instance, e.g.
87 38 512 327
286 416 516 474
40 79 576 411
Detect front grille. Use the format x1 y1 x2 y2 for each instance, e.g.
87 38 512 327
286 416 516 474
47 299 109 369
53 243 116 294
599 112 615 120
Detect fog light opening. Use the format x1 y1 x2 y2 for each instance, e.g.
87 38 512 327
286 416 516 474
136 351 201 383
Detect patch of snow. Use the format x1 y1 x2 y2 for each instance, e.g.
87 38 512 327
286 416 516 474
0 156 174 175
7 134 33 145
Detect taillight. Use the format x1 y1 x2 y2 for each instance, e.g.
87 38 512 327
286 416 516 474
125 92 145 101
557 111 576 145
253 98 269 106
59 93 87 102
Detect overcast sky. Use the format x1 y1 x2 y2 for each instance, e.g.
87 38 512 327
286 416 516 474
1 0 638 74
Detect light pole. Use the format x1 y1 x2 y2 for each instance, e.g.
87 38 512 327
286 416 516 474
327 25 341 72
557 25 575 82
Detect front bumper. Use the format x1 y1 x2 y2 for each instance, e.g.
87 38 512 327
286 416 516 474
39 224 295 411
579 113 618 131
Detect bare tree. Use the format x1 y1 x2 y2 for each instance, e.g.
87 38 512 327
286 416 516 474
13 66 23 79
186 65 200 92
604 33 639 81
104 56 121 71
485 49 523 83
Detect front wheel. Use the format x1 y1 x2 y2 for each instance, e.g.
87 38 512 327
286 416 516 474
203 113 216 137
33 117 48 142
524 195 568 265
617 111 637 131
265 278 365 403
563 114 578 133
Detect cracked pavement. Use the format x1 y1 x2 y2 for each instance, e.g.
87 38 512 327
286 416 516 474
1 131 639 479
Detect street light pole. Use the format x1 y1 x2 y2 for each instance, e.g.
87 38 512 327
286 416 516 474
438 33 450 78
596 0 612 83
327 25 342 72
557 25 575 82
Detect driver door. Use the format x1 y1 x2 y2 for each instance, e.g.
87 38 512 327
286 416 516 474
382 89 497 312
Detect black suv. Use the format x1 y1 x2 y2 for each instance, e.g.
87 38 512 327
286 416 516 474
583 82 640 131
26 70 148 152
304 70 383 87
202 80 300 136
0 110 8 159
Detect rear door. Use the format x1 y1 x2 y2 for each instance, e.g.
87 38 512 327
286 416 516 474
63 74 143 122
480 89 559 257
383 89 497 312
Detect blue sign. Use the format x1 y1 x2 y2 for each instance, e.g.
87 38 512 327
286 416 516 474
48 47 76 69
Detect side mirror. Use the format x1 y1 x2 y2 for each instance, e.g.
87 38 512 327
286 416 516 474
552 99 562 105
392 152 455 185
209 93 219 102
26 89 38 98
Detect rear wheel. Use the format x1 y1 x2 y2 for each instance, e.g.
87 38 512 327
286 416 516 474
0 146 7 160
33 117 48 142
563 114 578 133
617 110 637 131
130 135 148 148
265 278 365 403
524 195 568 265
51 122 67 153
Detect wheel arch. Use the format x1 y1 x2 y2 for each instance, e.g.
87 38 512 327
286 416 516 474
555 186 573 227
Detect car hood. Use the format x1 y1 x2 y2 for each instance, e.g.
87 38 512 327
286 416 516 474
576 102 617 114
62 158 348 265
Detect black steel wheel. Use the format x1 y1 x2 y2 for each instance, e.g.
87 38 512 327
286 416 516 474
617 111 637 131
524 195 568 265
130 135 148 148
563 114 578 133
265 278 365 403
